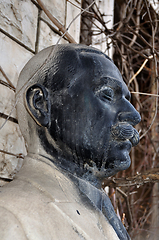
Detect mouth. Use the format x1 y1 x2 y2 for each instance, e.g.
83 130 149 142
82 123 140 180
111 122 140 147
118 139 132 152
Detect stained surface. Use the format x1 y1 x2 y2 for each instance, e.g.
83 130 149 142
0 44 141 239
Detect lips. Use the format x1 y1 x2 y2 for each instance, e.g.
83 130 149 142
111 122 140 147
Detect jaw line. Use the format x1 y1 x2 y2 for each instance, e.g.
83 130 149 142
83 146 132 180
84 161 118 179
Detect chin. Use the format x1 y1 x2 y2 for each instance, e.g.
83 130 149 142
113 153 131 171
104 146 132 177
83 142 132 180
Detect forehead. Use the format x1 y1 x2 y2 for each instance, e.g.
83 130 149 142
87 54 129 95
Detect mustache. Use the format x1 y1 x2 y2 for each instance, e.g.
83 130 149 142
111 122 140 146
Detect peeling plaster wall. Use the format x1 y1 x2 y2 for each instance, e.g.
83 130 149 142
0 0 81 183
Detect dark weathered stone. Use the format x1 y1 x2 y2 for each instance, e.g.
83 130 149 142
0 44 141 239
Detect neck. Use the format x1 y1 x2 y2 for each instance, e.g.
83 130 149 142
26 151 102 189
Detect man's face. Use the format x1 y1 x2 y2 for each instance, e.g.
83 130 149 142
48 52 141 178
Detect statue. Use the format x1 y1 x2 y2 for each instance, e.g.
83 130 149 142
0 44 141 239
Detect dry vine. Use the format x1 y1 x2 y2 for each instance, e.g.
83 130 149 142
80 0 159 238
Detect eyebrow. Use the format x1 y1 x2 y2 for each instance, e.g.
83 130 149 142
95 76 131 99
95 77 123 91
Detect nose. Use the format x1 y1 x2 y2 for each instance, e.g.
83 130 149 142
118 101 141 126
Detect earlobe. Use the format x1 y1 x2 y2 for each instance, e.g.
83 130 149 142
25 84 50 127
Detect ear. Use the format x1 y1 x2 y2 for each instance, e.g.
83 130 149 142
25 84 50 127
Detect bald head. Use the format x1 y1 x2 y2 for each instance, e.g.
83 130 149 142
16 44 140 179
16 44 111 94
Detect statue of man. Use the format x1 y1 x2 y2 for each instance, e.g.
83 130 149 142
0 44 140 239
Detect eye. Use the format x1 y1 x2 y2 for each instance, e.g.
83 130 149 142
100 87 114 102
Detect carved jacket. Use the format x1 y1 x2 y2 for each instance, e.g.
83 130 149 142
0 156 130 240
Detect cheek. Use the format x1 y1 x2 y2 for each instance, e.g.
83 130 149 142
79 107 112 156
49 93 115 158
73 94 115 148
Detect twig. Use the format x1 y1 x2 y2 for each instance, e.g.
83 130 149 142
0 97 19 130
55 1 95 46
67 0 94 15
0 112 18 124
121 33 143 49
116 0 138 33
129 55 153 84
40 17 68 40
113 36 147 58
0 66 15 90
103 168 159 188
0 149 24 158
0 79 15 92
0 28 35 54
116 187 133 231
131 91 159 98
36 0 77 43
127 25 159 56
129 0 142 47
